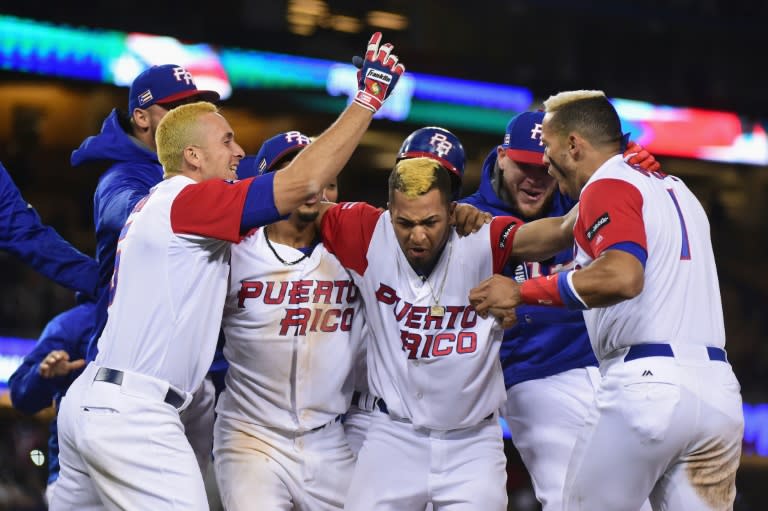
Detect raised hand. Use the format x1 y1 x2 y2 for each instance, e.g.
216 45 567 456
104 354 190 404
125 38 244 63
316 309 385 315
353 32 406 114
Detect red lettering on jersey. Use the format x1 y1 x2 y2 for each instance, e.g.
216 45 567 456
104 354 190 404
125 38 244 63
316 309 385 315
375 283 399 305
264 281 288 304
432 333 454 357
313 280 333 304
423 313 444 330
456 332 477 354
420 334 433 358
460 307 478 329
404 306 428 329
280 309 311 335
445 306 464 329
309 308 323 332
333 281 349 304
279 307 353 335
320 309 341 332
347 283 359 303
237 281 263 308
288 280 313 304
401 330 421 359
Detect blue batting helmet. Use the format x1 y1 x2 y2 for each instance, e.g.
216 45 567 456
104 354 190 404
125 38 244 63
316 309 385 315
397 127 465 181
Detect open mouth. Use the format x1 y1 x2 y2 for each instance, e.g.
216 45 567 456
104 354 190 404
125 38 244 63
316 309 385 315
520 189 543 201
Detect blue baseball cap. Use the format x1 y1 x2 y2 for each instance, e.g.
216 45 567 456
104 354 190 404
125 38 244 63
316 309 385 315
502 111 546 166
238 131 313 178
128 64 220 113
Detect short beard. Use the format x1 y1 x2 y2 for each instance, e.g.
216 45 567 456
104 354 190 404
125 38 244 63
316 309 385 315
297 210 319 224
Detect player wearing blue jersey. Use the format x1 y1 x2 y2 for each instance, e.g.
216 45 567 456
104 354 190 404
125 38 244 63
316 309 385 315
0 162 98 295
460 111 656 511
8 298 97 504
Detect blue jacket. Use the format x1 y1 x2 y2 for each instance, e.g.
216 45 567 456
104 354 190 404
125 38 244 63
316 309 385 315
0 162 98 296
460 149 597 388
9 301 97 485
71 109 164 359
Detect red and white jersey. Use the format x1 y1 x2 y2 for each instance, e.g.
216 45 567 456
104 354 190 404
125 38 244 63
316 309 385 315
321 203 522 430
218 229 363 431
574 155 725 360
95 174 277 393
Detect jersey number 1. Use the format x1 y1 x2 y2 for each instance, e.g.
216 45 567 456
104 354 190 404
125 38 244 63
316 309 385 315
666 189 691 260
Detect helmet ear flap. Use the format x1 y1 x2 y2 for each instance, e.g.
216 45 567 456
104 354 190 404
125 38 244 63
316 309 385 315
397 127 465 199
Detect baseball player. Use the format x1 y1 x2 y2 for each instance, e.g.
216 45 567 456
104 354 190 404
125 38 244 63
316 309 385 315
459 111 656 511
71 63 225 476
0 162 98 296
8 297 96 504
315 153 577 510
470 90 743 511
214 131 364 510
52 32 405 510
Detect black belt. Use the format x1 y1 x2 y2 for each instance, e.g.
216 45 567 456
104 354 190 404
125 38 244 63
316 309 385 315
376 398 494 423
624 343 727 363
310 415 342 432
94 367 186 409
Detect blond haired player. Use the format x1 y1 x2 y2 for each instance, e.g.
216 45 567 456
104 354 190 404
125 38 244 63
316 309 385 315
470 90 743 511
315 157 576 510
52 33 406 511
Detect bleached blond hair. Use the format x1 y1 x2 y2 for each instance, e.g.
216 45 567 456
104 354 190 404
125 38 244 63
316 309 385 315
156 101 219 179
541 90 622 147
388 157 452 204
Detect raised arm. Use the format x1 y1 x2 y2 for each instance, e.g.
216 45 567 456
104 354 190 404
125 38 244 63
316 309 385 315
272 33 405 215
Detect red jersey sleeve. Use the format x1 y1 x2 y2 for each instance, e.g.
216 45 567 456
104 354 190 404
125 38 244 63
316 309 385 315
170 178 253 243
489 216 523 273
575 178 646 259
320 202 382 275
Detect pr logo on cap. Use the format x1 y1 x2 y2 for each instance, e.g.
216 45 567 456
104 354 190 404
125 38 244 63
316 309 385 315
502 111 546 166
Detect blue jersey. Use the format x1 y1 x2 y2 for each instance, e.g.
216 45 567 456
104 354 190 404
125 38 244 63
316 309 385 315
71 109 164 360
9 301 97 485
0 162 98 296
460 149 597 388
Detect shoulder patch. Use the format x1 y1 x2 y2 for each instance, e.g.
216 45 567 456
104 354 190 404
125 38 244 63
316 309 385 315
585 213 610 241
498 221 518 249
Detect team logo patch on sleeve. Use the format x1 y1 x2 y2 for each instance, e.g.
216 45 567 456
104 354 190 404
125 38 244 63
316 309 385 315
498 221 518 249
585 213 610 241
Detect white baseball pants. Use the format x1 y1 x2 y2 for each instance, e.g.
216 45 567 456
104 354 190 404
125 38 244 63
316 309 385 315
564 345 743 511
213 414 355 511
344 410 507 510
51 363 205 510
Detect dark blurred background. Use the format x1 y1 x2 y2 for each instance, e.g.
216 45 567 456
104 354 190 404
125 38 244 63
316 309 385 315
1 1 767 509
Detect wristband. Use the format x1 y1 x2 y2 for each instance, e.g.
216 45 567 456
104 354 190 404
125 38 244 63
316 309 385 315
520 271 588 310
557 270 589 310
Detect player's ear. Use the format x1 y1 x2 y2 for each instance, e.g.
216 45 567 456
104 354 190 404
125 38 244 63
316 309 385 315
132 108 150 130
448 201 457 222
183 145 199 168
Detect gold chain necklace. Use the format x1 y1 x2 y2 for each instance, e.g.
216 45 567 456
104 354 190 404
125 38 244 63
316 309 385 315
397 238 452 317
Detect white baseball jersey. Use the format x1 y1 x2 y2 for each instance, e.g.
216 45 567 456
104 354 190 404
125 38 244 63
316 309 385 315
218 229 363 431
573 154 725 360
321 203 522 430
94 173 281 393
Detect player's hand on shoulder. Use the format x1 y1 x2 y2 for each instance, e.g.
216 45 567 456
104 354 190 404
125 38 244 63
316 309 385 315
469 274 522 325
352 32 406 114
452 203 492 237
624 141 661 173
38 350 86 378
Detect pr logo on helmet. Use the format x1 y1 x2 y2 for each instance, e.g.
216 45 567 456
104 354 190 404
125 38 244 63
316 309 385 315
429 133 454 158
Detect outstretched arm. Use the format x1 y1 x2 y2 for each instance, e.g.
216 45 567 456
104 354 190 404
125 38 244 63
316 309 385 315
0 163 98 296
272 32 405 215
510 204 576 261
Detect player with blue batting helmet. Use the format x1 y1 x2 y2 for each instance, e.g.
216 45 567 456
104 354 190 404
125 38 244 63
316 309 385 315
237 131 313 179
397 126 465 199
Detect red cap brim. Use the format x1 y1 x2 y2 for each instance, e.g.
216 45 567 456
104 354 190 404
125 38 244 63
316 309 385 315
155 89 220 105
505 148 545 166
